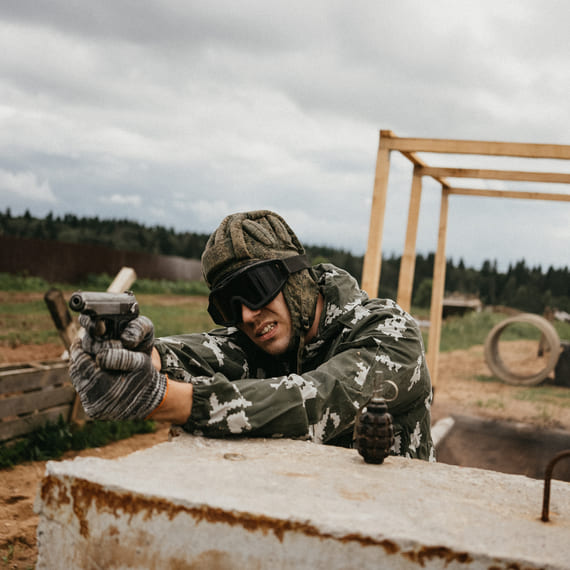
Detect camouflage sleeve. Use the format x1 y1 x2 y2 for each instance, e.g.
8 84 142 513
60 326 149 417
355 299 434 461
153 329 318 440
154 329 251 383
304 298 434 459
154 302 434 461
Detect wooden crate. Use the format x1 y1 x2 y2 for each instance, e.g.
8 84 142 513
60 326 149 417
0 360 73 442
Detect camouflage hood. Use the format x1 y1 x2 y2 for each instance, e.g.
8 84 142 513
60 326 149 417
201 210 320 350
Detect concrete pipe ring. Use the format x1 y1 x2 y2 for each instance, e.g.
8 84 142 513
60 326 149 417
484 313 561 386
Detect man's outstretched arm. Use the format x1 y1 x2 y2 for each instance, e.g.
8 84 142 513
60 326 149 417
69 316 193 424
148 347 193 424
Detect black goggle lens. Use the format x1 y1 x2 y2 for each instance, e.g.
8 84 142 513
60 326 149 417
207 255 309 326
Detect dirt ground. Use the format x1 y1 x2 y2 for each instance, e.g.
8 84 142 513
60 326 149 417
1 340 569 568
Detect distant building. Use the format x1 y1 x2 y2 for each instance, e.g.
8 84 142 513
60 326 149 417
442 294 483 318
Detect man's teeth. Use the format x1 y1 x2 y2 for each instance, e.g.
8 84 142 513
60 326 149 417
259 323 275 336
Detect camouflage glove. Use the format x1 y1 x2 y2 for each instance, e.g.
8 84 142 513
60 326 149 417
69 338 167 421
119 315 155 354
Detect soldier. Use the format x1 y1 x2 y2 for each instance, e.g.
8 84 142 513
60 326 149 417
70 210 435 460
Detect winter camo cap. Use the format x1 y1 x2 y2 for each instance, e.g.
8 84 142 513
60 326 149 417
201 210 319 337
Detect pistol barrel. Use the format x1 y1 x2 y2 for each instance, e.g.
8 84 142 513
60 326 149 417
69 291 139 317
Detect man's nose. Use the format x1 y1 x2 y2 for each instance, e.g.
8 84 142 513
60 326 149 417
241 304 261 323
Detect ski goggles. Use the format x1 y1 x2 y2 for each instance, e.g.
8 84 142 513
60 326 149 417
207 254 311 326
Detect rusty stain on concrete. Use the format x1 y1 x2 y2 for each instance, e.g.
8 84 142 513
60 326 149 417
39 472 435 562
403 545 473 566
39 474 71 509
40 473 493 568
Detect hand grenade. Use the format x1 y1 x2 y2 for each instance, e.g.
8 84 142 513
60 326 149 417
354 396 395 464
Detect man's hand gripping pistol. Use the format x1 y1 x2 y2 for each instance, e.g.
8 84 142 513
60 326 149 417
68 291 168 421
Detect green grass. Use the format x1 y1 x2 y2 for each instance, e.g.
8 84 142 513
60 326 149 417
132 278 209 296
0 298 61 345
1 543 14 566
3 274 570 350
0 416 156 469
469 376 570 418
513 385 570 408
429 311 570 352
0 274 213 346
529 406 555 424
142 301 213 337
0 272 210 296
0 273 55 292
0 300 48 314
1 295 213 345
474 398 505 410
3 273 570 350
436 312 505 351
473 374 502 384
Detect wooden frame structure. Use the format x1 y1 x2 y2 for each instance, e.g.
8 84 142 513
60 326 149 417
361 130 570 385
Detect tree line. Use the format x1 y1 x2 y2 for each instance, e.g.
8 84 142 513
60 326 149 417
2 209 569 313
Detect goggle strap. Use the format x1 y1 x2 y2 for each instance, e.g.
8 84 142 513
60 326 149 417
282 254 311 274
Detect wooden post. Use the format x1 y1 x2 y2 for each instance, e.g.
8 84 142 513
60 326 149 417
396 165 423 312
426 187 450 387
107 267 137 293
361 131 392 297
44 289 79 350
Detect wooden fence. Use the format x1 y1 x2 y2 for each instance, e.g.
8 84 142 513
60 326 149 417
0 359 72 443
0 235 202 283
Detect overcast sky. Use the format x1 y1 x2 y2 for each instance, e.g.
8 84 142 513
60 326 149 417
1 1 568 272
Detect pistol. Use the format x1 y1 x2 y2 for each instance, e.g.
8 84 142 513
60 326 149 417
69 291 140 340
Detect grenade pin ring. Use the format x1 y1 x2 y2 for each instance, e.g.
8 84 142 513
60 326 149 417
380 379 399 402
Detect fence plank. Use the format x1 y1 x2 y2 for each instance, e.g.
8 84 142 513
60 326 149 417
0 405 71 442
0 386 75 419
0 361 69 395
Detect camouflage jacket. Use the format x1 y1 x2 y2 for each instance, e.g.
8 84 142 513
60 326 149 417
154 264 435 461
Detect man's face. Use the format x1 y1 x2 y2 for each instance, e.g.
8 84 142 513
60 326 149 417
237 292 293 355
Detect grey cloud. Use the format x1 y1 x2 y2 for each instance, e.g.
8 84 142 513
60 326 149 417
0 1 567 270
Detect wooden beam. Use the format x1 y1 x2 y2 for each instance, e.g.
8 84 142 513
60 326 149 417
381 134 570 160
396 165 423 312
426 188 450 388
108 266 137 293
447 188 570 201
362 135 391 297
420 167 570 184
379 137 451 187
400 153 451 188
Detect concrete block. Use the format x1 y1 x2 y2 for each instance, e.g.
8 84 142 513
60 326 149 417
35 434 570 569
